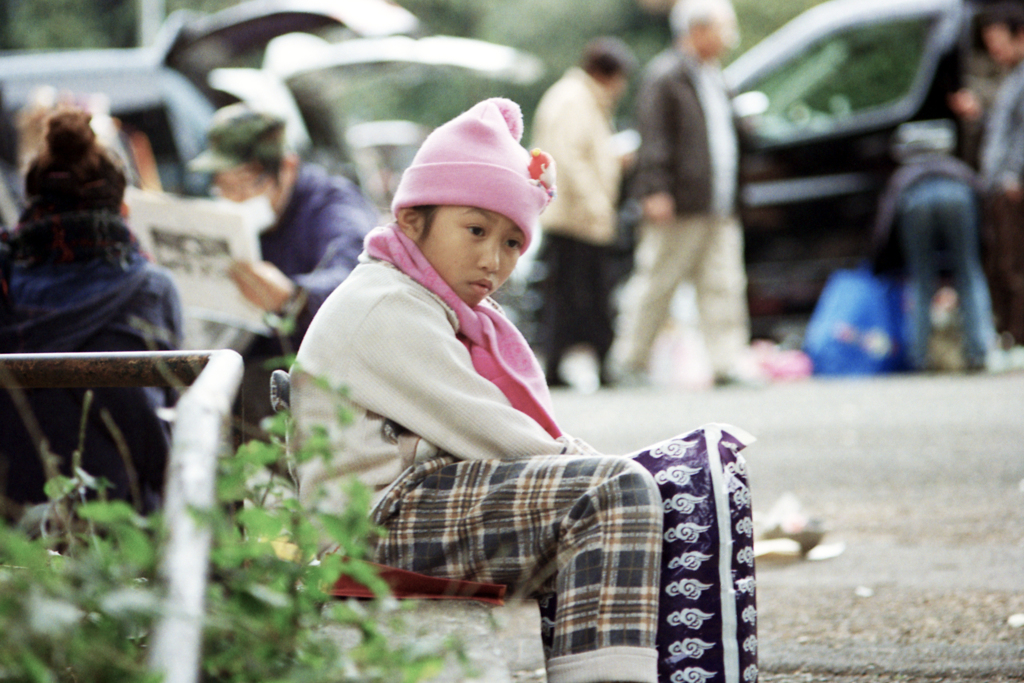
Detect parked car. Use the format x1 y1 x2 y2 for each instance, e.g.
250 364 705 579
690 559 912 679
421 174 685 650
724 0 1000 337
0 0 543 224
0 1 420 200
212 30 545 214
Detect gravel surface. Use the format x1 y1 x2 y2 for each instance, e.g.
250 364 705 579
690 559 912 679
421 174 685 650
488 373 1024 682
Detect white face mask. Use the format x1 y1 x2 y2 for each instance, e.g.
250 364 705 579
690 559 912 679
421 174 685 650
237 193 277 234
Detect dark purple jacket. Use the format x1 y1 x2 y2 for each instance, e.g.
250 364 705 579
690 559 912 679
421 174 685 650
259 164 377 343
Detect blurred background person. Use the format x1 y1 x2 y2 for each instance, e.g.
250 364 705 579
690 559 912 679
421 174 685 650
531 36 637 389
0 91 18 229
872 120 997 372
188 103 378 435
613 0 757 387
0 106 182 519
975 2 1024 349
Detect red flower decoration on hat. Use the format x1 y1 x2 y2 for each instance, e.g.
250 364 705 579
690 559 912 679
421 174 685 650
529 148 556 200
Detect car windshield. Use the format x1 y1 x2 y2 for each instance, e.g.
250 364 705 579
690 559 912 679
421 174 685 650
740 17 936 141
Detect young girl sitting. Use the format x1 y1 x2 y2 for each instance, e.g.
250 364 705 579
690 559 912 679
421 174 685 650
292 98 757 683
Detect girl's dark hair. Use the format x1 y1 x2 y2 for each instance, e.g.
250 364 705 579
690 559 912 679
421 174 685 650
581 37 638 80
412 204 440 239
24 107 126 209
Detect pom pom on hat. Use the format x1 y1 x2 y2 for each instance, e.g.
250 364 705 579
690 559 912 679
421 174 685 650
496 98 525 142
391 97 555 250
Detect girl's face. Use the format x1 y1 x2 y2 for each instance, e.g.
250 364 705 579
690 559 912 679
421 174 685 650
397 205 526 307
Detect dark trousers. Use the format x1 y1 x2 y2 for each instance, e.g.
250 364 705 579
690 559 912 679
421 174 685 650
984 193 1024 345
897 178 995 369
537 233 615 385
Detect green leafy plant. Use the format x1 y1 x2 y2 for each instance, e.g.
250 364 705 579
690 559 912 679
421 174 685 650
0 375 453 682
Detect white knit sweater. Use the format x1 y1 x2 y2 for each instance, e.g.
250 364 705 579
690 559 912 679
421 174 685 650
292 257 580 513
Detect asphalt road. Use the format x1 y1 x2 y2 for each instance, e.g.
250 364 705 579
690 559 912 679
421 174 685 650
497 370 1024 682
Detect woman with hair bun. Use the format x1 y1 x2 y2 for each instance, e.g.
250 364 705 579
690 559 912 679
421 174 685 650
0 106 183 519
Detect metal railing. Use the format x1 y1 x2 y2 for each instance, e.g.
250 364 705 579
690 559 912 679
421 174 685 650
0 349 245 683
0 350 217 388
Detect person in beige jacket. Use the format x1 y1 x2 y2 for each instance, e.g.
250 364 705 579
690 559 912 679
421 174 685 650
532 37 637 387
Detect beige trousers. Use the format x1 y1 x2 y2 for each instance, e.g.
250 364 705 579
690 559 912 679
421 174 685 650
616 212 750 377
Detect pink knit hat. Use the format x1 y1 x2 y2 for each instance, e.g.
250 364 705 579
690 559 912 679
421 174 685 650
390 98 556 250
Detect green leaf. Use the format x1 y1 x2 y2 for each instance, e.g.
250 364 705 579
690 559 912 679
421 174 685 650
43 475 75 501
0 527 51 570
77 500 141 525
402 656 446 683
114 526 155 568
236 439 284 467
216 469 250 502
245 584 290 609
237 507 287 542
295 426 332 464
335 404 353 427
18 649 56 683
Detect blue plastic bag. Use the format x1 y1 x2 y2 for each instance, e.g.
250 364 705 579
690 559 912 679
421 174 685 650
803 266 910 375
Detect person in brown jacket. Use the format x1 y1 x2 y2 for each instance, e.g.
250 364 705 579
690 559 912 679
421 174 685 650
613 0 757 387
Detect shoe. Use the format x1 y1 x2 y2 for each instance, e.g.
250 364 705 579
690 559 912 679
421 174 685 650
761 519 826 556
713 370 767 389
608 366 653 388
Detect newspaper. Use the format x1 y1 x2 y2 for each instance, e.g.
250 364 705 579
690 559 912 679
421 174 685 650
125 187 269 348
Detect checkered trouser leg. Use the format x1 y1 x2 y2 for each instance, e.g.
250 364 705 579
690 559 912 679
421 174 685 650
371 453 663 658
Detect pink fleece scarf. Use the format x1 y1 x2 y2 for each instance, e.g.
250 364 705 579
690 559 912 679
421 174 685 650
365 224 562 439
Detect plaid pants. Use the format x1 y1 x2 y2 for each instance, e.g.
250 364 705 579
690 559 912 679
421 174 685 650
372 453 663 683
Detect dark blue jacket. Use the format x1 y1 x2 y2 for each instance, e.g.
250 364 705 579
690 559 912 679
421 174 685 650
0 253 182 515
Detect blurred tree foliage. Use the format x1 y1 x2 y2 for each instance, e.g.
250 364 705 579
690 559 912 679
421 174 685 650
0 0 826 124
0 0 237 50
3 0 827 71
1 0 136 50
0 0 827 138
0 0 825 158
374 0 829 131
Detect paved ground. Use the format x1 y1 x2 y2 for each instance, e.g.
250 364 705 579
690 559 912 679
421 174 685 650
490 371 1024 682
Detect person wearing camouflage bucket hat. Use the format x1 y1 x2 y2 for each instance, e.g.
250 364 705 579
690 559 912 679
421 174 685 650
189 104 288 175
190 102 378 436
189 103 294 233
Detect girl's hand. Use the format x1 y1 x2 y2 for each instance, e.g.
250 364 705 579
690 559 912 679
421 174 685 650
557 434 601 456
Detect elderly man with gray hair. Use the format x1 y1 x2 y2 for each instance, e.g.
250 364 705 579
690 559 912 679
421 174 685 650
613 0 758 388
